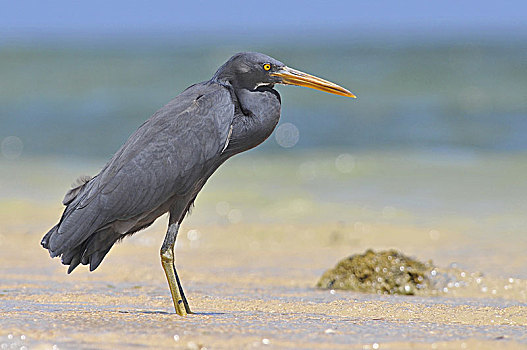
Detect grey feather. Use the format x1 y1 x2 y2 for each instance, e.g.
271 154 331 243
62 175 92 205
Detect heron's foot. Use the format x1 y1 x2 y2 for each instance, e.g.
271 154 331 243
174 298 188 316
178 274 193 315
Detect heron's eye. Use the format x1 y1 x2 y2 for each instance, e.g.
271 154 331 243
263 63 271 71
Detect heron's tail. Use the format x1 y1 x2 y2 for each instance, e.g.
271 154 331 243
42 224 122 273
41 174 120 273
41 225 58 252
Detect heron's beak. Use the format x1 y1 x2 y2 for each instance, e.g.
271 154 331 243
271 66 356 98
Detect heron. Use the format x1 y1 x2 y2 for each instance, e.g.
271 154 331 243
41 52 355 316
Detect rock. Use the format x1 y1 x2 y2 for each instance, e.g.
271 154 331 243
317 249 435 295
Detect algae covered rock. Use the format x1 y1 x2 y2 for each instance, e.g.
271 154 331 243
317 249 435 295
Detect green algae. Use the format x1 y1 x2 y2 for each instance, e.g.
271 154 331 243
317 249 435 295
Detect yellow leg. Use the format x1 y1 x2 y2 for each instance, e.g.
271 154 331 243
160 223 192 316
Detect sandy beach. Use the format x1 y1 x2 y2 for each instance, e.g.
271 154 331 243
1 153 527 349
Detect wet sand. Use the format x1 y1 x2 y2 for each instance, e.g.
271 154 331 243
1 153 527 349
1 210 526 349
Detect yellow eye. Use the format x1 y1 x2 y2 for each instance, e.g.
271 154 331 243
263 63 271 71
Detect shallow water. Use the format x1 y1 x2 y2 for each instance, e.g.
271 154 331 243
1 150 527 348
2 39 527 158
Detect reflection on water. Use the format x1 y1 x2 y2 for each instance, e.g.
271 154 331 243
0 136 23 160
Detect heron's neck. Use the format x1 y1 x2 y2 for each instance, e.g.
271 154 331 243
224 87 281 155
236 87 279 117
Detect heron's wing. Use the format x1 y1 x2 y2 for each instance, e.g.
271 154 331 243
50 83 234 254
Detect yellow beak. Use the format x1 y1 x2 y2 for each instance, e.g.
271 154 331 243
271 66 356 98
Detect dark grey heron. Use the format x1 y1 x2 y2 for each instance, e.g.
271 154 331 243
41 52 355 316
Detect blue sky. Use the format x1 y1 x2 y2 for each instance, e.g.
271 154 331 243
2 0 526 37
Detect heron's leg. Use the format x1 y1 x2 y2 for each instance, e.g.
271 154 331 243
160 222 192 315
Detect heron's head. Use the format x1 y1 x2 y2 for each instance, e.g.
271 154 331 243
213 52 355 98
